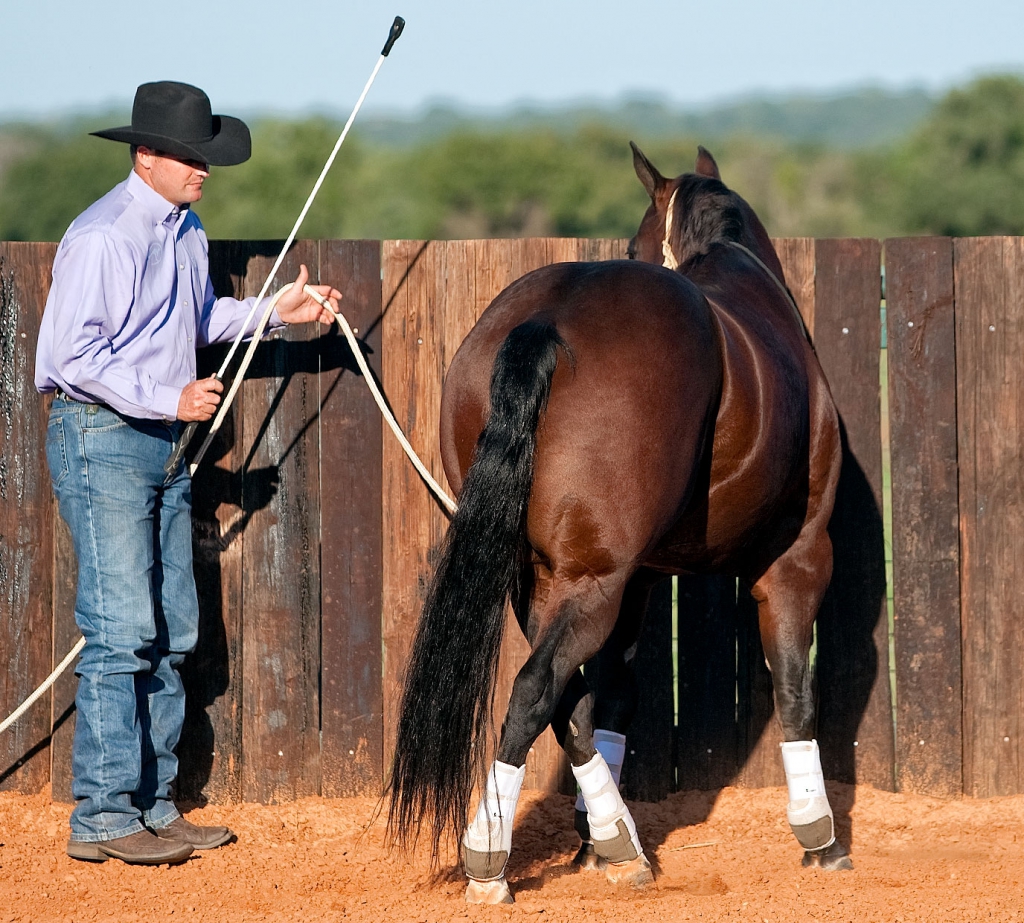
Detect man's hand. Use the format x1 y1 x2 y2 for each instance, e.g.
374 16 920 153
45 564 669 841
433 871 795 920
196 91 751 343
275 263 342 326
177 377 224 422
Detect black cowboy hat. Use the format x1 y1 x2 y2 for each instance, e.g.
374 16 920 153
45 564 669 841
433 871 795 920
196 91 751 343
91 81 251 166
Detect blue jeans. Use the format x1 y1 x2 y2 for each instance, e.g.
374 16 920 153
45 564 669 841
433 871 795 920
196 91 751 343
46 397 197 842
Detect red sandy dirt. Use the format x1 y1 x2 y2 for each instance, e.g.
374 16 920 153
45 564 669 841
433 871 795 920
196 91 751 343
2 784 1023 922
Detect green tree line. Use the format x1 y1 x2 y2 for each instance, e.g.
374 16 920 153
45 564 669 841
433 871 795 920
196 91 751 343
1 75 1022 243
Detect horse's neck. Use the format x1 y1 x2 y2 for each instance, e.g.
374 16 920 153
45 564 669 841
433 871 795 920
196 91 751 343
725 242 807 338
689 242 808 342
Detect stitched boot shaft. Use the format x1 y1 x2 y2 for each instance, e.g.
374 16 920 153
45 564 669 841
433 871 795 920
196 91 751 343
462 761 526 881
572 751 642 864
780 740 835 850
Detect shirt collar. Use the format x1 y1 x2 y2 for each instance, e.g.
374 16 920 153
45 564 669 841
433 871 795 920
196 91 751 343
126 170 188 227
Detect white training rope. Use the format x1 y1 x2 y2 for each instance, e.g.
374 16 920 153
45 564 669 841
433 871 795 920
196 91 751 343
319 289 457 515
188 278 457 509
1 291 455 737
725 241 809 337
0 636 86 735
188 280 457 512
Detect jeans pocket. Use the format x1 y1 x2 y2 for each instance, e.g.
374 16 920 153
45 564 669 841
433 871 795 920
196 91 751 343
81 405 128 433
46 415 69 489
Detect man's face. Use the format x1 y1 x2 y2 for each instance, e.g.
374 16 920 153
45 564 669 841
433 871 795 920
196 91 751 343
135 147 210 206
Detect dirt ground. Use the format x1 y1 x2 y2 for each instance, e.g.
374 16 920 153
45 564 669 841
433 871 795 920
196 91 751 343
2 783 1024 923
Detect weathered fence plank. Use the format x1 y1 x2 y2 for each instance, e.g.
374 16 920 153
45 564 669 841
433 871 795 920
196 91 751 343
381 239 449 775
885 237 962 797
179 240 252 804
955 237 1024 798
50 513 77 802
319 239 385 797
0 242 56 792
812 238 894 792
240 241 322 802
678 576 744 790
621 577 675 802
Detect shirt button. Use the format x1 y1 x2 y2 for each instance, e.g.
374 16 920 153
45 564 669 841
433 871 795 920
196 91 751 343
183 300 190 307
179 263 185 270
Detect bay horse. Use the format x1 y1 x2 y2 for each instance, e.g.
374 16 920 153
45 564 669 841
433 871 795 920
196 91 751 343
387 144 848 903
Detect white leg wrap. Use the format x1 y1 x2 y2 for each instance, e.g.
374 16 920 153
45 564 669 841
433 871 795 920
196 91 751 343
780 740 835 850
572 751 642 863
462 761 526 881
574 729 626 813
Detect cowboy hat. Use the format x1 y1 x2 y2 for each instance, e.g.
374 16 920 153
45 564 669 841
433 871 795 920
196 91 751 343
91 81 251 166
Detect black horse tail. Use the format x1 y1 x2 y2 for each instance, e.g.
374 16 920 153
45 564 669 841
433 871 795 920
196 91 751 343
387 320 571 859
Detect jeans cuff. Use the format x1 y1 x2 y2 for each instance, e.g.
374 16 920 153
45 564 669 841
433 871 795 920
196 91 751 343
141 802 181 830
69 818 146 843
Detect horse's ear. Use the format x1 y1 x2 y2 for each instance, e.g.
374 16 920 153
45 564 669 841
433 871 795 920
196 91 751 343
630 141 665 199
695 146 721 180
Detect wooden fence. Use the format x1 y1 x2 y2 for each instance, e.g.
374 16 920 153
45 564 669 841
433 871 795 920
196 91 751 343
1 236 1022 805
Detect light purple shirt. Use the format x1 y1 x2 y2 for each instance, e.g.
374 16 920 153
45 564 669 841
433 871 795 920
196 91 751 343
35 170 282 421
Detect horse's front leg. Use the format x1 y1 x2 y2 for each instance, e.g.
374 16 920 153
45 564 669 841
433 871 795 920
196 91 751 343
753 530 853 872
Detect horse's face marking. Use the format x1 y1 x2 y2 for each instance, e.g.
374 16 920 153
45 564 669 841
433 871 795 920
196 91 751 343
630 184 677 265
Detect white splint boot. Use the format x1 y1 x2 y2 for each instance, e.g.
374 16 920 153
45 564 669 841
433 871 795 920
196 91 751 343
780 739 835 851
462 761 526 883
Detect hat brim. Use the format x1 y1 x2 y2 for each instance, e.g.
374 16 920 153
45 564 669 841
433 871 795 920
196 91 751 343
91 114 251 167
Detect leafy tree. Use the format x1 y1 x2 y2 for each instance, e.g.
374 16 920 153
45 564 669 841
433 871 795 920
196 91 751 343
9 85 993 243
875 75 1024 236
0 134 129 241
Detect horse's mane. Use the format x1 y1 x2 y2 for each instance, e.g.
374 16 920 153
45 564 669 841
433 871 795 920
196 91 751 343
673 177 745 264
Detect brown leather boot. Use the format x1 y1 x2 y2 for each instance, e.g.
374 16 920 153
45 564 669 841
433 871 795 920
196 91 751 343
151 815 234 850
67 829 193 865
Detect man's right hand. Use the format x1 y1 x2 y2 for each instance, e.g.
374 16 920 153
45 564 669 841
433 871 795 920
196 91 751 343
177 377 224 422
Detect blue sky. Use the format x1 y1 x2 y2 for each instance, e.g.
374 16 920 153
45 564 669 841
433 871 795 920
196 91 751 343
3 0 1023 120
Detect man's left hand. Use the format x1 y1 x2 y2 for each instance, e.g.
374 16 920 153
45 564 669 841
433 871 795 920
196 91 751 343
275 264 341 326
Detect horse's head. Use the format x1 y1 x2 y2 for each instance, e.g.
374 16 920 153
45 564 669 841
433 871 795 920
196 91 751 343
627 143 784 283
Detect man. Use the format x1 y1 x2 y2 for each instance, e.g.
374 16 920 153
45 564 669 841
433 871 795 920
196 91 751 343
35 81 341 866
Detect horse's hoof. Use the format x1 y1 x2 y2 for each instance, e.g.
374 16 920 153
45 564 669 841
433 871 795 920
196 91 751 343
572 842 607 872
466 877 514 904
604 852 655 890
802 841 853 871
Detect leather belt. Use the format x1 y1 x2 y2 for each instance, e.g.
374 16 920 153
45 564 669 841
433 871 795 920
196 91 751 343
55 388 103 409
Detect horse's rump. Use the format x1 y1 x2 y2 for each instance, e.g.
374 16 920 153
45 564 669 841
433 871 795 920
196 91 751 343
441 260 724 553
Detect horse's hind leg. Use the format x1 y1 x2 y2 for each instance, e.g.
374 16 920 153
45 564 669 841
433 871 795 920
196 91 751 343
752 529 852 872
553 572 659 873
462 575 652 901
544 629 654 892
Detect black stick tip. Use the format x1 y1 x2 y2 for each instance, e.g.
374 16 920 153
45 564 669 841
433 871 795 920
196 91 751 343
382 16 405 56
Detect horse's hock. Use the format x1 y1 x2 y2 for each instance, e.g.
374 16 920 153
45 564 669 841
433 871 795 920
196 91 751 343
2 235 1022 806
